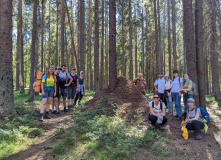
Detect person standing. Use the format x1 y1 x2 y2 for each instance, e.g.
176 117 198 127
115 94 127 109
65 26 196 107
39 66 57 121
58 65 73 112
132 73 146 95
181 73 194 111
164 74 173 115
154 72 166 105
171 70 183 120
74 71 85 106
51 67 61 115
67 68 78 109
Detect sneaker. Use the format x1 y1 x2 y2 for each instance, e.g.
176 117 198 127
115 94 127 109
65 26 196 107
39 113 43 121
196 134 203 140
177 116 182 121
160 125 165 130
173 114 179 118
51 110 56 114
64 107 68 113
45 112 51 119
151 125 156 129
166 109 169 113
56 111 60 116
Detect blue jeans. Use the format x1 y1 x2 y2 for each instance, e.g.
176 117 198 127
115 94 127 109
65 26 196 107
166 96 173 111
183 94 194 111
172 93 182 116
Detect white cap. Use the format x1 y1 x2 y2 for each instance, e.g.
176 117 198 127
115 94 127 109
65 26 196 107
80 71 84 74
164 74 169 77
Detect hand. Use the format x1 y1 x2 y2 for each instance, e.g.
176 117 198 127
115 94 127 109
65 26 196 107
158 115 163 121
184 90 188 93
179 92 181 97
76 88 78 92
156 89 158 92
42 92 45 96
65 84 69 87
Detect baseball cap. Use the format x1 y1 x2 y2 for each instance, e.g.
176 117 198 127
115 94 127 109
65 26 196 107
80 71 84 74
55 67 61 70
173 70 179 73
164 74 169 77
71 67 76 70
188 98 195 103
158 72 163 75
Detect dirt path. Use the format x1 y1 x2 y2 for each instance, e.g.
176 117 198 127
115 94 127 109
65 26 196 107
6 103 221 160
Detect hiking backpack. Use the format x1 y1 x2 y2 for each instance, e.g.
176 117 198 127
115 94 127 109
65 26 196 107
188 107 210 124
152 101 163 110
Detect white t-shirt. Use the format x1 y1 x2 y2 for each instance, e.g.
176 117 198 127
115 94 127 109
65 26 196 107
165 80 173 90
154 77 165 94
171 77 183 93
149 101 166 114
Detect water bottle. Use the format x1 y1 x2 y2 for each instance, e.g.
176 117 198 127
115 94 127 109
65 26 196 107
157 111 163 124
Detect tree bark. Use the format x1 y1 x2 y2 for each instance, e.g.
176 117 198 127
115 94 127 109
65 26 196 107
109 0 117 92
41 0 45 72
157 0 163 72
94 0 99 92
79 0 85 72
183 0 199 105
210 0 221 99
100 0 104 90
154 0 159 73
0 0 15 117
195 0 206 108
129 0 133 80
172 0 177 70
168 0 171 77
56 0 59 67
135 6 138 78
88 0 93 90
61 0 65 65
121 0 126 77
48 0 51 67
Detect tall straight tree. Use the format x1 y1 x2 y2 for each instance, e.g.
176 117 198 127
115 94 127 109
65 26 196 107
172 0 177 69
154 0 159 73
0 0 15 117
109 0 117 92
61 0 65 65
210 0 221 99
94 0 99 92
167 0 171 77
29 0 39 101
100 0 104 90
41 0 45 72
135 5 138 78
157 0 162 72
48 0 51 67
79 0 85 72
195 0 206 108
145 5 149 90
121 0 126 76
17 0 25 93
129 0 133 80
183 0 199 105
88 0 93 90
56 0 59 67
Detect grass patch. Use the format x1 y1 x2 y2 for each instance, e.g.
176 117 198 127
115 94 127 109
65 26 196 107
146 93 154 99
206 95 221 108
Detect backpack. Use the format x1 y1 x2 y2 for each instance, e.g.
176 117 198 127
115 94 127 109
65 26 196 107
186 79 198 95
152 101 163 111
188 107 210 124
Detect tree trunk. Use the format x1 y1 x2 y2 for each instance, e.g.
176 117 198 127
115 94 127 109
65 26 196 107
105 1 109 87
29 0 39 101
195 0 206 108
65 25 69 71
129 0 133 80
0 0 15 117
61 0 65 65
48 0 51 67
168 0 171 77
183 0 199 105
56 0 59 67
210 0 221 99
100 0 104 90
88 0 93 90
109 0 117 92
121 0 126 77
41 0 45 72
142 1 145 75
157 0 162 72
172 0 177 70
17 0 25 93
79 0 85 72
94 0 99 92
146 5 149 91
154 0 159 73
135 6 138 78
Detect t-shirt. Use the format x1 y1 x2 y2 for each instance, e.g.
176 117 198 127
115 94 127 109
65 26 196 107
183 80 193 94
70 74 78 87
188 108 203 122
58 71 72 88
79 77 85 85
149 101 166 114
42 75 57 87
171 77 183 93
164 80 173 90
154 77 165 93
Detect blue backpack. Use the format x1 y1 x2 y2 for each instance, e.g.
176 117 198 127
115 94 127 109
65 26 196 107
188 107 210 124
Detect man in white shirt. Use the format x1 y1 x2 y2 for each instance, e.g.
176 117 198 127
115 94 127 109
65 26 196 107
154 72 166 105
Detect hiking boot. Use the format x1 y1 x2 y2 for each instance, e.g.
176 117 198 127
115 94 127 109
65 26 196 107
64 107 68 113
51 110 56 114
39 113 43 121
196 134 203 140
56 111 60 116
174 114 179 118
151 125 156 129
177 116 182 121
160 125 165 130
45 112 51 119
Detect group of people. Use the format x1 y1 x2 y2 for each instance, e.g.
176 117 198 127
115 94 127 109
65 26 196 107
132 70 205 140
38 65 85 121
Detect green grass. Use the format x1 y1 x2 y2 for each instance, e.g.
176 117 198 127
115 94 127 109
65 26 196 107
0 91 43 160
205 95 221 108
52 97 168 160
145 93 154 99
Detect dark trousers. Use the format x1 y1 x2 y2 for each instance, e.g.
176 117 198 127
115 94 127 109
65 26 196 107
186 120 204 134
159 93 167 106
74 92 84 105
148 115 167 126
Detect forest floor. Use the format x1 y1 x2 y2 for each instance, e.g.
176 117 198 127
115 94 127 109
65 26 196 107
1 77 221 160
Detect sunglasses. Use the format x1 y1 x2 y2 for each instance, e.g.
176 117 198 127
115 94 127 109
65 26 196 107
188 101 194 103
154 97 159 99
